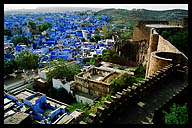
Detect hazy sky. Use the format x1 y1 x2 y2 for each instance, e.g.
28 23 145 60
4 4 188 11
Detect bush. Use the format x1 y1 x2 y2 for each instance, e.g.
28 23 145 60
134 64 146 78
110 72 136 94
67 102 89 113
162 103 188 124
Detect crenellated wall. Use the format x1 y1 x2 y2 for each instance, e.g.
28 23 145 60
86 64 179 124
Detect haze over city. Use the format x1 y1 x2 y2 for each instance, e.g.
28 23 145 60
4 4 188 11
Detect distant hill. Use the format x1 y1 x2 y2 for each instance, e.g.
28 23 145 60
4 7 103 14
95 8 188 24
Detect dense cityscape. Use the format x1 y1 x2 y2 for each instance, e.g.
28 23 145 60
4 4 188 124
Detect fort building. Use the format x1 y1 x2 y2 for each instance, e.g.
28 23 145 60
70 66 129 104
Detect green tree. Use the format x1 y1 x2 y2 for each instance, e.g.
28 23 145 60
162 103 188 124
161 30 172 39
46 60 82 83
167 29 188 57
28 20 36 29
102 26 113 39
102 48 117 62
89 57 95 65
93 34 101 42
89 19 93 23
4 59 18 76
119 32 132 39
127 23 133 30
10 35 32 47
97 16 102 20
4 28 12 37
37 16 43 21
39 22 52 32
14 51 39 70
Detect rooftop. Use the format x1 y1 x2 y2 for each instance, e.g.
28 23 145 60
14 90 34 100
145 24 183 29
4 112 30 124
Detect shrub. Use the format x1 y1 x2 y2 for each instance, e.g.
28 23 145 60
110 72 136 94
134 64 146 78
162 103 188 124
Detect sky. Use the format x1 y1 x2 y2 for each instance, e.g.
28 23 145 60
4 4 188 11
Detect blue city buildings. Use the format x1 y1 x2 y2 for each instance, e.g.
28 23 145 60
4 11 113 68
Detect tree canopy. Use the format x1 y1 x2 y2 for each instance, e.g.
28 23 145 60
4 28 12 37
167 29 188 57
102 26 113 39
46 60 82 83
4 59 18 76
10 35 32 47
102 48 118 62
160 29 188 57
28 20 36 29
14 51 39 70
39 22 52 32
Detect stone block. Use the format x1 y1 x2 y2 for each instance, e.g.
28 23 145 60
88 113 96 120
103 101 112 110
87 113 96 124
117 92 122 96
122 89 128 96
110 96 117 103
79 121 87 124
96 106 105 118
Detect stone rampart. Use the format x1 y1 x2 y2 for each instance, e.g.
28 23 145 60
145 28 185 77
86 64 176 124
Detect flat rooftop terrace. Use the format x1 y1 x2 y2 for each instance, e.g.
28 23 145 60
14 91 34 100
90 74 104 81
4 112 30 124
145 24 183 29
